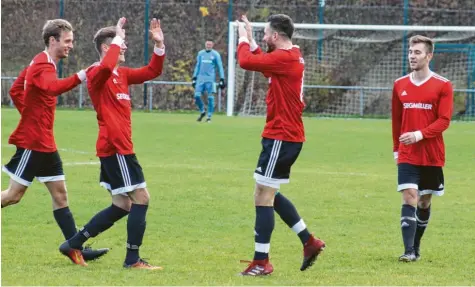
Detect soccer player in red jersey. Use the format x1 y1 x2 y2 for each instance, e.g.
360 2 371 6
236 15 325 276
392 35 453 262
59 17 165 269
1 19 107 261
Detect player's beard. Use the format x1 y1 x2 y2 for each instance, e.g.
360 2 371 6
266 42 276 53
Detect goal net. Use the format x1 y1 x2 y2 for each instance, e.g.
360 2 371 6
227 23 475 118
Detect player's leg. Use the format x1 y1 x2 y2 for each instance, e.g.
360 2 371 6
99 153 161 270
206 82 216 122
273 191 311 244
413 166 444 260
1 147 36 207
270 141 324 271
39 151 109 265
39 151 78 240
66 157 131 253
1 179 28 207
397 163 420 262
413 194 431 260
240 138 278 276
194 81 206 121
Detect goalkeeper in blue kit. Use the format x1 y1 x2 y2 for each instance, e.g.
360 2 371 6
192 39 225 122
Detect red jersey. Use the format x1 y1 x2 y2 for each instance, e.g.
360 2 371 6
9 52 83 152
237 40 305 143
86 37 165 157
9 67 28 114
392 72 453 166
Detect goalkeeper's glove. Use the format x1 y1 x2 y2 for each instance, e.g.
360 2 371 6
219 78 226 89
192 77 197 89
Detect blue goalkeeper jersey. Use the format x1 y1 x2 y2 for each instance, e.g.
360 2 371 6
193 49 225 83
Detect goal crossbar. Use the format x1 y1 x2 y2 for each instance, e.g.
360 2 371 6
226 23 475 116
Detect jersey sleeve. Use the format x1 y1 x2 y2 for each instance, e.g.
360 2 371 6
87 37 122 87
193 52 201 78
391 84 403 152
123 46 165 85
9 67 28 114
420 81 454 139
29 63 81 96
237 41 288 74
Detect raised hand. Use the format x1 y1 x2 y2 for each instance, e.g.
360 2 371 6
116 17 126 40
150 18 164 48
236 20 247 39
241 15 253 42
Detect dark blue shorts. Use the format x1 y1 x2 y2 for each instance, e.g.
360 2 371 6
397 163 445 196
253 138 303 188
99 153 146 195
2 147 64 187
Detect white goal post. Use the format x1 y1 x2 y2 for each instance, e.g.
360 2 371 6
227 22 475 117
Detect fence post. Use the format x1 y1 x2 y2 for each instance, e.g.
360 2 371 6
218 88 222 112
359 88 364 116
79 83 83 109
149 84 153 112
317 0 325 62
143 0 150 109
401 0 409 76
9 79 14 107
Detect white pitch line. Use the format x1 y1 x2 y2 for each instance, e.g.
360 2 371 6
63 161 99 166
2 145 94 155
61 161 389 178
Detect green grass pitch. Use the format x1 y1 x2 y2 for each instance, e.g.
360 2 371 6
1 108 474 285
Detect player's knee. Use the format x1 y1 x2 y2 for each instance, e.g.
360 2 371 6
112 195 132 211
194 93 202 100
5 185 27 205
418 195 432 209
9 191 24 205
49 185 69 207
130 188 150 205
254 184 276 206
402 188 418 205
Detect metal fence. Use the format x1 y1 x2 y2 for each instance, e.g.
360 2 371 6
1 0 475 117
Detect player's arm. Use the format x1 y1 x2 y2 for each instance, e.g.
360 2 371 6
419 81 454 138
192 53 201 88
124 46 165 85
9 67 28 114
241 15 261 55
125 18 165 85
237 40 287 74
87 36 123 86
215 52 226 89
29 63 85 96
391 84 403 159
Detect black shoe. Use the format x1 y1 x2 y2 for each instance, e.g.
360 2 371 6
206 118 211 123
82 245 110 261
197 112 206 122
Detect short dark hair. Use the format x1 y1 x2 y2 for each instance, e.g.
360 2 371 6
42 19 73 47
409 35 434 54
93 26 116 56
205 38 214 43
267 14 294 39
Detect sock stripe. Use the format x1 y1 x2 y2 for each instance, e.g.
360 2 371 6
291 219 306 234
401 216 416 221
126 243 139 250
415 214 429 224
255 243 270 253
